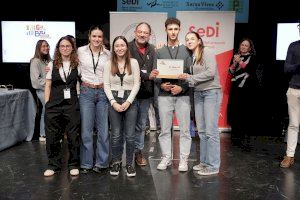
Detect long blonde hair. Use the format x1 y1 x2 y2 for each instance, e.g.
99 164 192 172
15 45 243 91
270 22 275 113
186 31 205 65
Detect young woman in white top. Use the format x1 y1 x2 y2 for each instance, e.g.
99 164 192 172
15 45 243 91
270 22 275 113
77 26 111 174
103 36 140 177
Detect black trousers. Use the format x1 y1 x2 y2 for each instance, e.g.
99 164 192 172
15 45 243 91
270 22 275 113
45 101 80 170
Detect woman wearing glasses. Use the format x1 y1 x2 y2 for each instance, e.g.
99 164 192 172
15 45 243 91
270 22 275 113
43 36 81 177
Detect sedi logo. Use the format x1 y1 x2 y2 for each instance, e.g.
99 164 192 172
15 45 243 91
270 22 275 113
122 0 139 5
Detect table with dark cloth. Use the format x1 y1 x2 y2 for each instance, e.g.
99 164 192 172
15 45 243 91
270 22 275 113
0 89 36 151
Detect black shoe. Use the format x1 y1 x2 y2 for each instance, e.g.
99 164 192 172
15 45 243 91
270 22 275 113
110 162 121 176
80 168 92 174
93 166 108 174
126 165 136 177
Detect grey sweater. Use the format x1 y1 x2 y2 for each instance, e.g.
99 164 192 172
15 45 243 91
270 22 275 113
30 58 48 90
187 48 221 91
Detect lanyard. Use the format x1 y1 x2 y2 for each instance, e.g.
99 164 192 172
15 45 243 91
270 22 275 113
167 45 179 59
117 71 126 87
89 46 101 74
62 63 71 85
190 56 196 75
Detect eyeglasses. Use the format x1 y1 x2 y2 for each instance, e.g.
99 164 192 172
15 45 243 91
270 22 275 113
59 45 72 49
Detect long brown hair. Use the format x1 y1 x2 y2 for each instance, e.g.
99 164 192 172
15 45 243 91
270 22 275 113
111 36 132 76
53 36 79 69
186 31 204 65
30 40 51 63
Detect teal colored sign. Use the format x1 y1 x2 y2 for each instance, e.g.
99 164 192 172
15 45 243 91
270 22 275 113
117 0 249 23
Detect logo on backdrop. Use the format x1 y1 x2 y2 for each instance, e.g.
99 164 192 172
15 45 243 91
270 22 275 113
25 24 50 39
147 0 161 7
122 23 157 45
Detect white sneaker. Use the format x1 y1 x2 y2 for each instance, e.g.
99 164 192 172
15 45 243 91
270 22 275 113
197 168 219 176
70 169 79 176
178 156 188 172
44 169 55 177
39 136 46 142
193 163 206 171
157 156 171 170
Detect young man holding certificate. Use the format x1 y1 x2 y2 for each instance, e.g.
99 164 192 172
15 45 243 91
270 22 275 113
156 18 192 172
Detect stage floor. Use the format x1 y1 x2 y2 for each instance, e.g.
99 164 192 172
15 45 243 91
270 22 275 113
0 132 299 199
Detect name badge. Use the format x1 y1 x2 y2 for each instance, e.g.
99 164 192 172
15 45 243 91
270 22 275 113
118 90 124 98
64 88 71 99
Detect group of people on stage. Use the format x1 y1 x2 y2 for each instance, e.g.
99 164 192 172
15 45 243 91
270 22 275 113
30 17 300 178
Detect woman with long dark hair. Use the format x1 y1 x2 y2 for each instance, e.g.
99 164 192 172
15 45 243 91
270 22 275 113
44 36 80 177
30 40 51 142
227 38 259 149
104 36 140 177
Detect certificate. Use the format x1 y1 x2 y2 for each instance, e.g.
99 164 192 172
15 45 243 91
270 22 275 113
157 59 184 79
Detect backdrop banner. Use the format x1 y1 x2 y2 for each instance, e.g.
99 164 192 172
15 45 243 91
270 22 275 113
117 0 248 23
110 11 167 47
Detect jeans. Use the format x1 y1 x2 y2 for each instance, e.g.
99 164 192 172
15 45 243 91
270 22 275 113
110 100 138 165
158 96 191 157
135 98 151 151
36 90 45 137
194 89 222 170
80 86 109 169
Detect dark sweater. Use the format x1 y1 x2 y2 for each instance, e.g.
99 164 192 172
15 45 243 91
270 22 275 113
156 44 192 96
128 40 156 99
284 40 300 89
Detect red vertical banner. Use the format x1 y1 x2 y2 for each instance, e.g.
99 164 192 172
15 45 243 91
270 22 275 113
216 50 234 128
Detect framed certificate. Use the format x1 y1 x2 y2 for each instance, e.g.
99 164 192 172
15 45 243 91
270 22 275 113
156 59 184 79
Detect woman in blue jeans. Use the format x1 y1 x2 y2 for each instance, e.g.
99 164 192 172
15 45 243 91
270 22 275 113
104 36 140 177
179 31 222 176
30 40 51 142
78 26 111 174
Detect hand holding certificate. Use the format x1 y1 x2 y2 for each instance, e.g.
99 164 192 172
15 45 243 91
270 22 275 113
156 59 184 79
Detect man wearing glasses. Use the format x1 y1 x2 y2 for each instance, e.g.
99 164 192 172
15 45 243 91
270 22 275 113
128 22 159 166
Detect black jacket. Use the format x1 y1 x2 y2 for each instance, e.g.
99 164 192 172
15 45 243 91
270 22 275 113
128 40 156 99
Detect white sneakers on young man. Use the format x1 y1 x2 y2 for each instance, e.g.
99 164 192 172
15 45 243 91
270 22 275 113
178 155 188 172
157 156 172 170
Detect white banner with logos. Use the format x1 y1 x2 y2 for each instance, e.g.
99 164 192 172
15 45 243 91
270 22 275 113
110 12 167 47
